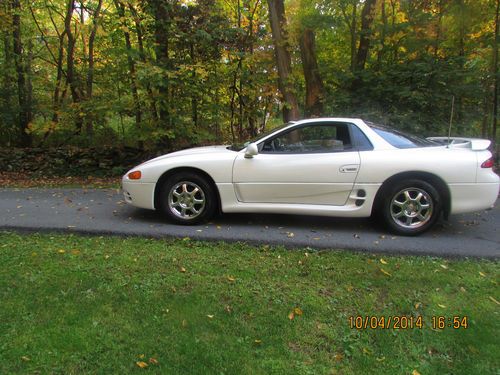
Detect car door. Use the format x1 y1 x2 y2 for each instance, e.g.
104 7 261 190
232 121 361 205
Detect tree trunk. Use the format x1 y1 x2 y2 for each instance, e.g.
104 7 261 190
64 0 83 132
350 2 357 72
114 0 141 129
150 0 170 126
2 9 16 145
377 0 387 64
85 0 103 137
52 30 66 125
128 2 158 123
11 0 31 146
355 0 377 71
299 28 325 117
493 0 499 154
267 0 300 122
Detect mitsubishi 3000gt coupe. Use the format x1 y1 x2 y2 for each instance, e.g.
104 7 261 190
122 118 499 235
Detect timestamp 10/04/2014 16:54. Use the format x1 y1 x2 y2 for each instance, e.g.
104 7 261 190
348 315 469 330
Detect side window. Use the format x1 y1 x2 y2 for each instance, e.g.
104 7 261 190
261 123 353 153
349 125 373 151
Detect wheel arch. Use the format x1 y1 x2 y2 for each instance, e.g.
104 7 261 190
372 171 451 219
154 167 222 213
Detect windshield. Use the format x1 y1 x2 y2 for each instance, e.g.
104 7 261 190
367 122 438 149
228 123 292 151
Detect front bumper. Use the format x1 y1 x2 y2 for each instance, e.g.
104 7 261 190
122 178 156 210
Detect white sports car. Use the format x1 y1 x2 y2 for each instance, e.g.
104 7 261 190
122 118 499 235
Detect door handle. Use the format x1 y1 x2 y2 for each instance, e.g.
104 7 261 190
339 165 359 173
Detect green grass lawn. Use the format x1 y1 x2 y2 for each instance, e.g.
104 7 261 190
0 232 498 374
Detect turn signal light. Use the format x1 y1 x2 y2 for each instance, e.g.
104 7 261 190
128 170 142 179
481 157 494 168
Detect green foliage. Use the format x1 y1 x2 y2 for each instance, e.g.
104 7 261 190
0 0 498 148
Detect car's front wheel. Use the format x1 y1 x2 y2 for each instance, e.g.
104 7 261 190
381 179 441 236
159 172 217 225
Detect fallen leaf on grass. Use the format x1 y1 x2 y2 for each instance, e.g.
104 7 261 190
334 353 344 361
479 271 486 277
149 358 158 364
440 264 448 269
412 370 421 375
58 249 65 254
227 275 235 282
21 356 30 361
438 304 446 308
254 339 262 344
380 268 391 276
380 258 388 265
489 296 500 305
207 315 214 319
136 361 148 368
180 267 186 273
288 307 303 320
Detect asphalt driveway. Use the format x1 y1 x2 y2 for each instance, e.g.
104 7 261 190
0 188 498 258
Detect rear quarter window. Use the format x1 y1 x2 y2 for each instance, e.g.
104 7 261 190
370 124 437 149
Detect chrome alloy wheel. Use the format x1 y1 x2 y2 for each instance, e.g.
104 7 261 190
168 181 206 219
390 187 433 229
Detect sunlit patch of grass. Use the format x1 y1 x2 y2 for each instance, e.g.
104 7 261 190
0 232 498 374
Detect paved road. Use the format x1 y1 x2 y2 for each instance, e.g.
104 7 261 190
0 188 498 258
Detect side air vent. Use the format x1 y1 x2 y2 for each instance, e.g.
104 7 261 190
355 189 366 206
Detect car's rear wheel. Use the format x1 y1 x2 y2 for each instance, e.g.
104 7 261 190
381 179 441 235
159 172 217 225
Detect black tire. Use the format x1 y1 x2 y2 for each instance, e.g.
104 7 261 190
158 171 217 225
380 179 441 236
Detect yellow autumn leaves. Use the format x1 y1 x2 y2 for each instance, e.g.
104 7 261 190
135 355 159 369
288 307 303 320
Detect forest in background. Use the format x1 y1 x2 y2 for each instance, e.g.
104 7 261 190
0 0 498 151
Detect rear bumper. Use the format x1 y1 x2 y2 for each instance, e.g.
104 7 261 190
122 179 156 210
449 182 499 214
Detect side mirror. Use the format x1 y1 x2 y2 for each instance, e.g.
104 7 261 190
244 143 258 159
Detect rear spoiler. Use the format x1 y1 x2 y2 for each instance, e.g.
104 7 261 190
426 137 491 151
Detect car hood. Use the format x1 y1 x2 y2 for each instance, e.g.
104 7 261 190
140 145 234 166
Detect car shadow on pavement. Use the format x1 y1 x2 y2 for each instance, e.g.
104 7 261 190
124 206 457 236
